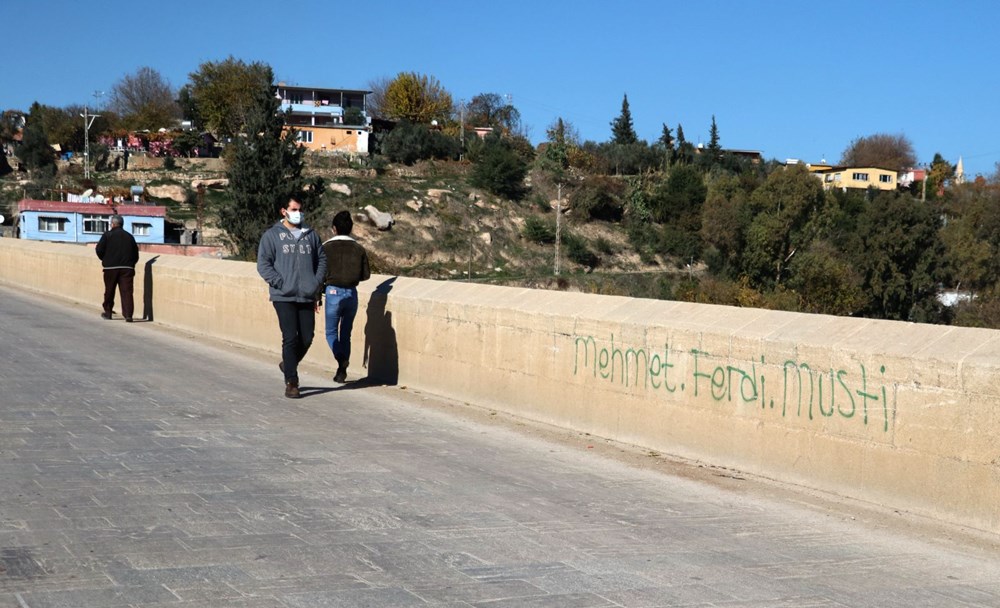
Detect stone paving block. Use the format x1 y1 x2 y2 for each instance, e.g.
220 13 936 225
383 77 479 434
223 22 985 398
1 287 999 607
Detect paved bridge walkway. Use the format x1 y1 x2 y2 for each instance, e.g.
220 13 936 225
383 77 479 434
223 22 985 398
0 286 998 607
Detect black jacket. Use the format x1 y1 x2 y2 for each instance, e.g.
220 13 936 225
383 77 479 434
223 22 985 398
96 226 139 269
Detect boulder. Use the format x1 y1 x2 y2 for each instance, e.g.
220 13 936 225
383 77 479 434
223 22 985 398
328 183 352 196
364 205 395 231
549 199 570 212
406 198 424 212
426 188 450 200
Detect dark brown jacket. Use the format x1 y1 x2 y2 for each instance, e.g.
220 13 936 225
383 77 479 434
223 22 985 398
322 236 370 288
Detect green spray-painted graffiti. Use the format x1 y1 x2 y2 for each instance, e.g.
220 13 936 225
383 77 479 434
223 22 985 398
573 334 891 432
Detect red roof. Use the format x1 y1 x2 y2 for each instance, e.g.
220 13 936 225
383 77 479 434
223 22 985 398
17 199 167 218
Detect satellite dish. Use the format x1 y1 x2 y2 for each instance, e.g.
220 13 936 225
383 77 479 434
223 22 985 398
0 214 5 224
81 188 94 197
94 194 105 203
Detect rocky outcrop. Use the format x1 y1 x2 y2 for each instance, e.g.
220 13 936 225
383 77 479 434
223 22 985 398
191 178 228 189
145 184 187 203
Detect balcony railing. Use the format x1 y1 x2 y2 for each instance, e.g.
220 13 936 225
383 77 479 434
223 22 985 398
280 102 344 117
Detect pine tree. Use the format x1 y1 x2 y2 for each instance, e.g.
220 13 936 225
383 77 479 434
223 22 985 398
658 123 675 165
222 77 323 260
675 123 693 164
707 115 722 160
610 94 638 145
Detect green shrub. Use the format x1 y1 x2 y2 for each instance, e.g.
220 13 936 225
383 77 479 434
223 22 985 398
564 232 598 267
571 176 624 221
594 237 615 255
470 137 527 200
382 121 461 165
523 216 555 244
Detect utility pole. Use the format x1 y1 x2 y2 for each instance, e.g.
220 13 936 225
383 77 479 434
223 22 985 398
459 100 465 161
554 183 562 276
468 224 474 281
80 107 100 180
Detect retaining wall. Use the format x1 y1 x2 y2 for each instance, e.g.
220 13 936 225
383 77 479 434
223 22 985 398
2 238 998 534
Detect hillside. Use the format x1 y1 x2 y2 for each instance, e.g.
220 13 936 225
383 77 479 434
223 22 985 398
299 159 690 296
0 154 691 299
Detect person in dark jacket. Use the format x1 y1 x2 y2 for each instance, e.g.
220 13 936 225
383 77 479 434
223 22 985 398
95 215 139 322
257 198 327 399
322 210 371 383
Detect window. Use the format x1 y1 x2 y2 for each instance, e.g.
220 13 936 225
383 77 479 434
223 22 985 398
132 223 152 236
83 215 110 234
879 174 893 183
296 130 313 144
290 93 303 104
852 172 869 181
38 216 67 232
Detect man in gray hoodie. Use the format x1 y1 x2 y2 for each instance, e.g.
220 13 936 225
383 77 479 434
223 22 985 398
257 198 327 398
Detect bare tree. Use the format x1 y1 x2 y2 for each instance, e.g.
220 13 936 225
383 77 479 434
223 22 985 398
366 75 392 119
840 133 917 172
109 66 180 131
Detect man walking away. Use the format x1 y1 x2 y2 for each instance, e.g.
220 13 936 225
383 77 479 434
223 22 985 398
322 210 370 383
95 215 139 322
257 198 327 399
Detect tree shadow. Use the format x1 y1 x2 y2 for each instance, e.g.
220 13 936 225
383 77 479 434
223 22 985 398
362 277 398 385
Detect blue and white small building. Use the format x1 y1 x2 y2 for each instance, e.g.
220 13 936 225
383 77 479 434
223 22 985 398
16 199 168 244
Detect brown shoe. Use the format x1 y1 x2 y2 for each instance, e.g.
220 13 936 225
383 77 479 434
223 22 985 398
284 381 300 399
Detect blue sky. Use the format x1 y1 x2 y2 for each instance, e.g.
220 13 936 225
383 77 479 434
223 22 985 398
5 0 999 177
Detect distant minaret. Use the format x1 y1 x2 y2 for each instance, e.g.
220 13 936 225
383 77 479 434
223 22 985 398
955 156 965 184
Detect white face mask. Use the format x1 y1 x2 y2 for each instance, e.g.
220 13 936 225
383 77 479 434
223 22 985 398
285 210 303 226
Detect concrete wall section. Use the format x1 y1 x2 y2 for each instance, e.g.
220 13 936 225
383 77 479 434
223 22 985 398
2 238 998 535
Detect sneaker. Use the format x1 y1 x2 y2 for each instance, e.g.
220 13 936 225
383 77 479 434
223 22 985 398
125 317 134 323
101 312 112 320
333 367 347 383
284 381 300 399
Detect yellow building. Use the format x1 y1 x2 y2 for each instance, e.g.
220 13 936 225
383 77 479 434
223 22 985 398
814 166 897 191
275 83 371 155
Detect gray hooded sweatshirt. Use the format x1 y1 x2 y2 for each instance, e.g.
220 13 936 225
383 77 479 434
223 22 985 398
257 220 327 303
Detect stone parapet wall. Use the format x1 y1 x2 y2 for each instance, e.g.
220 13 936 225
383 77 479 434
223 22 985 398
2 238 998 535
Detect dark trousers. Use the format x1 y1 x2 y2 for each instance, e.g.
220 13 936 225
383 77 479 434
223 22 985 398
273 301 316 383
103 268 135 319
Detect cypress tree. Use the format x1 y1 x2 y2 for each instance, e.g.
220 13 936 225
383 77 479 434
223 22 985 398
610 94 638 145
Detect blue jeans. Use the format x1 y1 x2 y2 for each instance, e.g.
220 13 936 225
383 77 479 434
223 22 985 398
325 285 358 364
